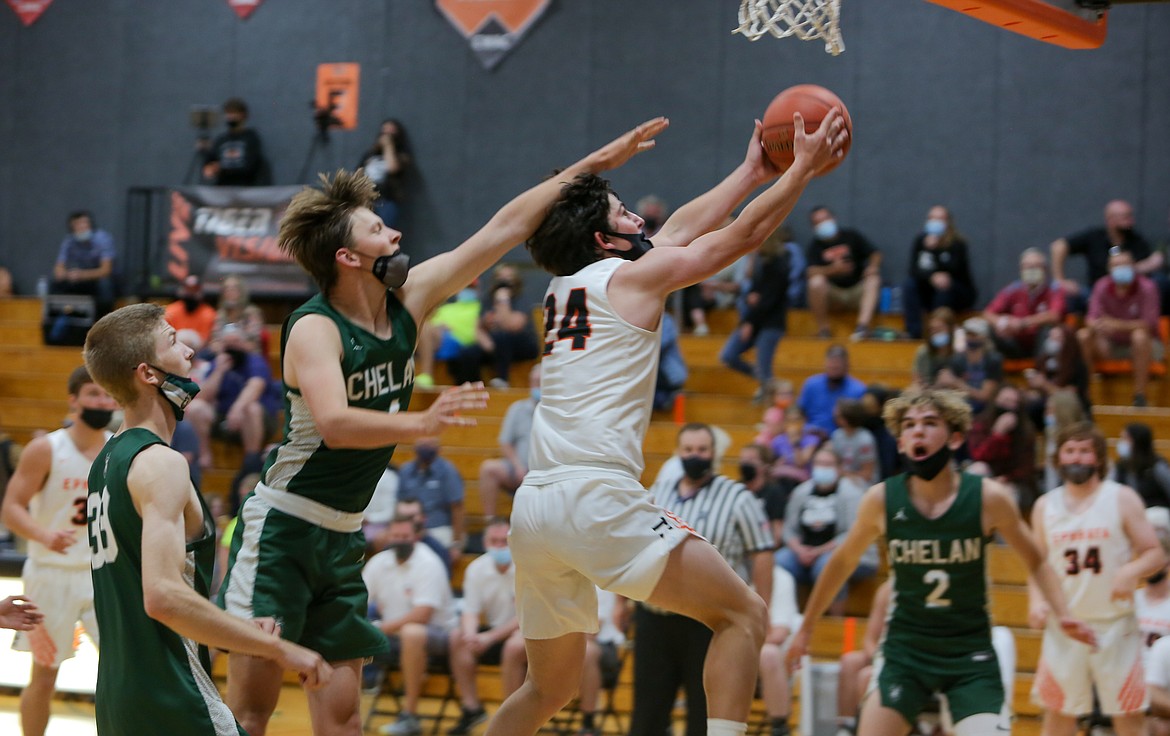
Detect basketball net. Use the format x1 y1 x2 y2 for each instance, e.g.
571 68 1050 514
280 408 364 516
734 0 844 56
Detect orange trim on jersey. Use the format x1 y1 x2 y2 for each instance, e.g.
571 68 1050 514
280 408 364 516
1034 659 1065 712
1117 656 1147 713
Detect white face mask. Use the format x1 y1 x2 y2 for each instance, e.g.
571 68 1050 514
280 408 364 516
1021 267 1045 286
811 466 838 488
1117 439 1132 460
814 219 839 241
924 219 947 237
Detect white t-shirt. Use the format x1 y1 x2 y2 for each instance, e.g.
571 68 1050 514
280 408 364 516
1147 636 1170 688
364 467 399 525
769 565 802 631
363 543 456 631
1136 587 1170 652
461 553 516 629
596 588 626 647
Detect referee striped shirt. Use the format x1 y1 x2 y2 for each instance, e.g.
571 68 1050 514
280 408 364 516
649 474 775 583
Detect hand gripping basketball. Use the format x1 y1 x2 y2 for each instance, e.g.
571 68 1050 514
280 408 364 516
761 84 852 174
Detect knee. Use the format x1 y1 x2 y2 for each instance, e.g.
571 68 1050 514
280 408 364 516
713 590 768 647
1132 328 1152 346
758 642 782 672
399 622 427 647
808 275 828 292
502 633 527 664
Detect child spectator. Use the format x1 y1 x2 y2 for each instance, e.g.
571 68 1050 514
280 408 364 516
754 378 795 447
770 407 821 489
830 398 879 485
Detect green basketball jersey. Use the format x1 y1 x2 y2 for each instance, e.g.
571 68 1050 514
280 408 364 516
261 292 417 513
883 472 992 657
87 428 240 735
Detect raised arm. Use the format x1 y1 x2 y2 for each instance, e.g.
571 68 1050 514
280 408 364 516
399 118 670 324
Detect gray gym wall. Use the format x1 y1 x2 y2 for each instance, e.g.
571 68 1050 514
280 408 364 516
1 0 1168 304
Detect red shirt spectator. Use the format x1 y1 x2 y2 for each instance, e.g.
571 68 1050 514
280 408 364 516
1087 273 1160 344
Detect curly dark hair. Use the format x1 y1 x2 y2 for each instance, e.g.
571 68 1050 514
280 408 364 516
527 173 616 277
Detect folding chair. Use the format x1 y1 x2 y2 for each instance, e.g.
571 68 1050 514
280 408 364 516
363 657 460 736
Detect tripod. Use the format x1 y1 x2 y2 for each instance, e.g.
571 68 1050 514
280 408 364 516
297 128 332 184
184 132 212 185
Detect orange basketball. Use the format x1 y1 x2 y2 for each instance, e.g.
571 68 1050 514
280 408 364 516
761 84 852 174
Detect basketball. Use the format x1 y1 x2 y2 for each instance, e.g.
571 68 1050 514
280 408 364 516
761 84 852 174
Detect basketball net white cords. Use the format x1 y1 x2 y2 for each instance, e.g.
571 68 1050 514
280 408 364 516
734 0 844 56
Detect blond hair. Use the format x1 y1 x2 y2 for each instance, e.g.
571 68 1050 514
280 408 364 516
83 303 165 406
882 387 972 437
279 169 378 296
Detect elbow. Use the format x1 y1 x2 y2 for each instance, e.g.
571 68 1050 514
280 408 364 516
142 587 179 625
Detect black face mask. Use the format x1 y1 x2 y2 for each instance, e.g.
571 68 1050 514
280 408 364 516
390 542 414 563
604 231 654 262
225 348 248 369
1150 568 1169 586
739 463 759 484
1060 463 1096 485
226 118 243 131
369 251 410 289
182 296 201 312
680 456 712 481
903 444 953 481
80 407 114 430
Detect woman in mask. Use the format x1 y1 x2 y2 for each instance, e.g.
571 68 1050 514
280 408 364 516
902 205 977 340
911 306 959 387
1114 422 1170 509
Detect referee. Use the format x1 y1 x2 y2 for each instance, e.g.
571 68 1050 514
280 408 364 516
628 422 775 736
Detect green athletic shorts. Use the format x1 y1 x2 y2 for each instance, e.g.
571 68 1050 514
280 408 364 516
872 642 1005 726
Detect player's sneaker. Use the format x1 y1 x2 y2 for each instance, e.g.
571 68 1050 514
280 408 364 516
447 708 487 735
382 712 422 736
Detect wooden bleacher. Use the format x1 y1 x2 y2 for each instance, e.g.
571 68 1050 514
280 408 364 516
4 295 1170 735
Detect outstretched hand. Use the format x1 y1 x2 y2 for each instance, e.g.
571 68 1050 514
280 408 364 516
785 628 810 673
0 596 43 631
423 382 489 433
792 109 849 177
586 117 670 173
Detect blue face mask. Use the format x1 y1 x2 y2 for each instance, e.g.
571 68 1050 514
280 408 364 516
811 466 838 488
1111 265 1135 285
75 230 93 242
487 547 512 567
929 332 950 349
530 388 541 402
814 219 839 241
923 219 947 237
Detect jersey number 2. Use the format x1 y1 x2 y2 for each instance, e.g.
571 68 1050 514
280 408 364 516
87 488 119 569
543 288 591 356
924 569 951 608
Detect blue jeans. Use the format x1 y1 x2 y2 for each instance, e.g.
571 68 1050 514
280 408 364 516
775 545 876 602
719 326 784 385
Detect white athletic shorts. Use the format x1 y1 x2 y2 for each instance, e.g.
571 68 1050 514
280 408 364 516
12 559 98 667
1032 614 1147 716
509 469 698 640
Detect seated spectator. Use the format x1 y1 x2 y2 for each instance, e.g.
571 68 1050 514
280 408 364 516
804 205 881 340
1076 246 1163 407
478 364 539 519
739 443 788 542
363 516 457 736
720 230 790 403
1041 390 1089 492
1022 324 1090 419
654 312 688 412
935 317 1002 414
52 210 116 317
184 324 280 490
754 378 795 447
414 286 481 388
911 307 959 387
1114 423 1170 509
578 588 628 736
859 386 900 479
1051 199 1162 315
164 274 218 345
213 274 267 351
447 518 525 735
776 445 876 615
393 498 451 578
398 437 466 556
770 407 821 489
357 118 413 229
966 384 1038 511
830 398 879 485
835 580 892 736
779 225 808 308
902 205 977 339
0 266 12 298
474 266 539 388
1150 634 1170 734
983 247 1065 359
757 565 802 736
202 97 267 186
363 462 400 551
797 344 867 436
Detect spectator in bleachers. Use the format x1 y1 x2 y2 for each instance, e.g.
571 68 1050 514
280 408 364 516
52 210 116 317
754 378 795 448
364 515 457 736
185 323 279 487
653 312 688 412
720 229 791 403
739 442 788 542
966 383 1038 511
902 205 977 340
477 364 539 519
447 518 524 736
1146 628 1170 734
1076 246 1163 407
983 248 1065 360
164 274 218 345
830 398 879 485
835 580 891 736
213 274 267 351
1051 199 1163 315
776 445 876 616
1114 423 1170 509
202 97 267 186
770 407 821 489
1022 324 1090 420
859 387 900 479
1042 391 1089 493
474 267 539 388
363 462 400 551
398 437 466 557
797 344 867 435
393 498 451 578
756 565 802 736
935 317 1002 414
414 285 481 388
804 205 881 340
358 118 413 229
911 307 959 387
578 588 628 736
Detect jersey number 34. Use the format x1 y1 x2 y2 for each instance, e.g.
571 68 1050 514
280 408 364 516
543 288 591 356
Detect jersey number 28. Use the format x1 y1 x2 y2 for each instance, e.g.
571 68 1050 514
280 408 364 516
543 288 591 356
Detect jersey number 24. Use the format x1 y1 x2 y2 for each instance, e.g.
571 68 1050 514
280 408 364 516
543 288 591 356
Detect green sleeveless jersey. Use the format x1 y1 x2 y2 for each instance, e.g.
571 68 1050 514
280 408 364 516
883 472 992 657
261 292 417 513
87 428 240 735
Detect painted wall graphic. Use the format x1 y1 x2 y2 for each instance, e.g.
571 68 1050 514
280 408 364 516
226 0 264 20
436 0 551 69
4 0 53 26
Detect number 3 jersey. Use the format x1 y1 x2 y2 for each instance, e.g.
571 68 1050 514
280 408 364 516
32 428 111 569
1042 480 1133 622
883 472 992 658
527 258 661 481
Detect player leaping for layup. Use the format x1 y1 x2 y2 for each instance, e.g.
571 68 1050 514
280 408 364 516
485 110 847 736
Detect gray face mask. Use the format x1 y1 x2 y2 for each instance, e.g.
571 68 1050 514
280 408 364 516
1060 463 1096 485
353 249 410 289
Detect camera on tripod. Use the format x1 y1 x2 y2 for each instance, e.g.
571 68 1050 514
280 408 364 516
311 91 343 139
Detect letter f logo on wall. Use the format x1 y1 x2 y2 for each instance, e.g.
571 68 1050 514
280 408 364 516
436 0 551 70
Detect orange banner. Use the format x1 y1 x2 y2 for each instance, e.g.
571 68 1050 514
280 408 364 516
315 63 360 131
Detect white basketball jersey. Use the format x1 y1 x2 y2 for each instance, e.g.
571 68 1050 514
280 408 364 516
1043 480 1133 622
1136 588 1170 649
527 258 661 480
30 428 108 569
